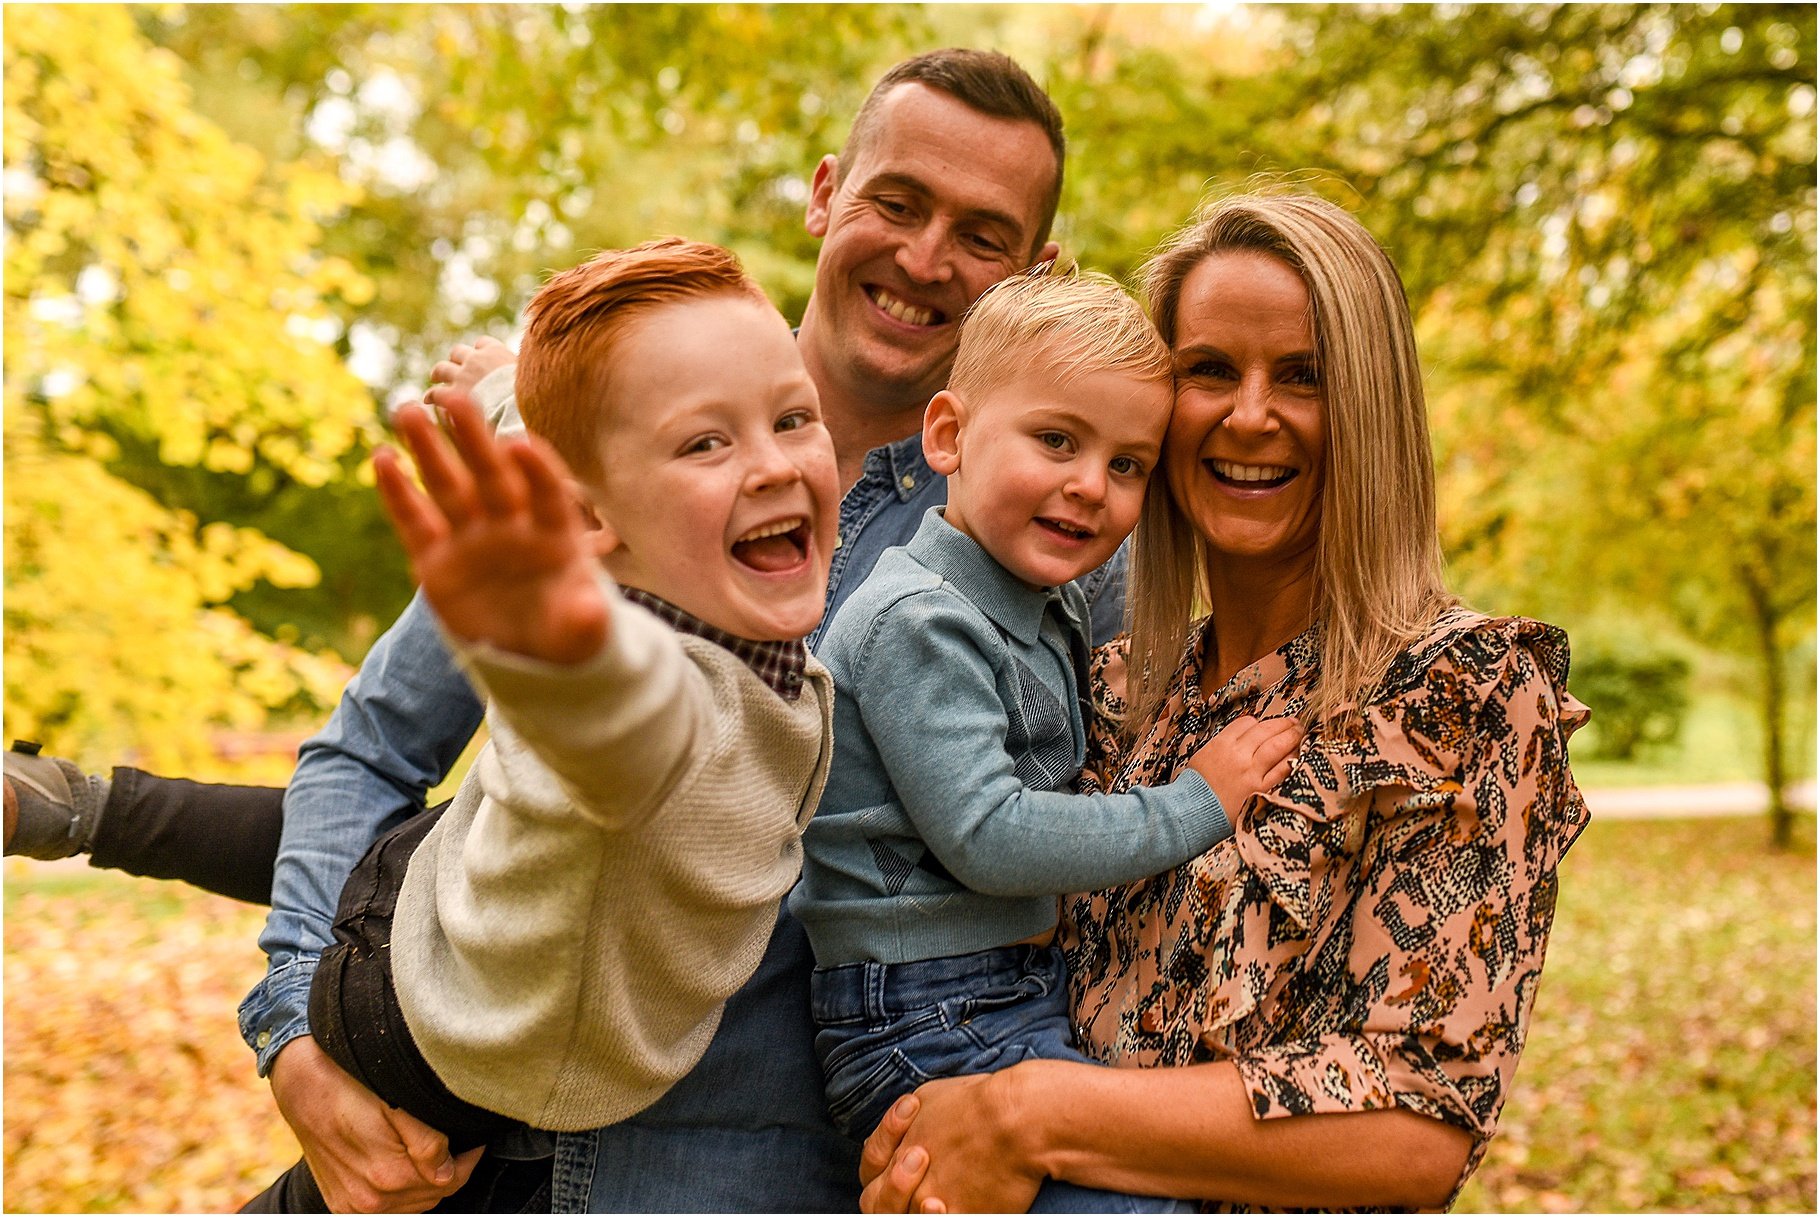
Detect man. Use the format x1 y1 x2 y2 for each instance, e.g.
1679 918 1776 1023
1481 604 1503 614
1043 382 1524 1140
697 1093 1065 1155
10 48 1114 1212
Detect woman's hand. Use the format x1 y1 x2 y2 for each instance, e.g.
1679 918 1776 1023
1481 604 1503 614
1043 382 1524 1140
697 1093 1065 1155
859 1071 1046 1214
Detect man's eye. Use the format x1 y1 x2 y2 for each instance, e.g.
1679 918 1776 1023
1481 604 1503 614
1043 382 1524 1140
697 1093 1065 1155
877 198 912 218
963 232 1007 256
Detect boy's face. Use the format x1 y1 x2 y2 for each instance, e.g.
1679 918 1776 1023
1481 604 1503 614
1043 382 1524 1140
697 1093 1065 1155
587 294 838 641
925 364 1172 589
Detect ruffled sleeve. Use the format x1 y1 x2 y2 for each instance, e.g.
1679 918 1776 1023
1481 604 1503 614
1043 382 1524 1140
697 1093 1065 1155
1223 613 1590 1155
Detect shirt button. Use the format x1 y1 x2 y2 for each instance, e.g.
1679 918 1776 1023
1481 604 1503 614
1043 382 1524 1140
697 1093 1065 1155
900 474 916 490
834 532 843 549
256 1030 272 1049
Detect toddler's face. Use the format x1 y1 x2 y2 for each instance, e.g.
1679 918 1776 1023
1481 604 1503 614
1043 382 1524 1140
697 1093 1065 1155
932 365 1172 589
588 294 838 641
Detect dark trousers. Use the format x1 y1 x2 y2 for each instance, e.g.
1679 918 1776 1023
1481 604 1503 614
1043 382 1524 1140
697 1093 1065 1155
242 803 553 1212
82 772 551 1212
92 768 285 904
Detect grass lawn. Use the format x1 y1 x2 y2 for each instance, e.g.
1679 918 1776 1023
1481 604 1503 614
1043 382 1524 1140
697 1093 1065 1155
1569 687 1817 790
4 814 1814 1213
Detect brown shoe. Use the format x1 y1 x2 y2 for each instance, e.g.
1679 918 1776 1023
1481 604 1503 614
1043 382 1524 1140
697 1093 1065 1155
4 741 100 859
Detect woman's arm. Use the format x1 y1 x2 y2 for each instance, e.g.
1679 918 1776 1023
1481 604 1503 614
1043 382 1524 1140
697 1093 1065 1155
861 1057 1473 1213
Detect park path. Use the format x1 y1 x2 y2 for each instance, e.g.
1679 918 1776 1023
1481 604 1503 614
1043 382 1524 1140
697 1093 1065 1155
1582 780 1817 819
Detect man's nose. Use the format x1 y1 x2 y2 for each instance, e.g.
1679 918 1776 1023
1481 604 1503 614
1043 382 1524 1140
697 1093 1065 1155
894 223 953 286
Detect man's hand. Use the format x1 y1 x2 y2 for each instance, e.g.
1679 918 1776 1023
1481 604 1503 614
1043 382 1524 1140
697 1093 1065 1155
424 336 515 413
376 390 608 665
269 1036 481 1213
1184 715 1303 821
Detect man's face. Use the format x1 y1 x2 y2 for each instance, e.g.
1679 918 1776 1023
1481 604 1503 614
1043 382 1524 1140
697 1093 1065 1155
801 83 1061 414
589 294 839 642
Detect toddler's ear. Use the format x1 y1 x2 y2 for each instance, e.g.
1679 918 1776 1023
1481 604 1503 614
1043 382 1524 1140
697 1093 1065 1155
923 390 965 477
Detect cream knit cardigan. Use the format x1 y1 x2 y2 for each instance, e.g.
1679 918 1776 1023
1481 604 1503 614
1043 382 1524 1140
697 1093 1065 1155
391 579 834 1130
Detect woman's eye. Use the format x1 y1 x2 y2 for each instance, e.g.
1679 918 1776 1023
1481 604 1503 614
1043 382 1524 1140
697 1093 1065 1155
1188 360 1236 380
1284 363 1320 388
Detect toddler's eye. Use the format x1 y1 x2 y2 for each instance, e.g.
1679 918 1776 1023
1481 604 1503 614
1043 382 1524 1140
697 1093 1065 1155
1110 455 1145 477
684 435 726 455
775 411 809 433
1037 432 1070 451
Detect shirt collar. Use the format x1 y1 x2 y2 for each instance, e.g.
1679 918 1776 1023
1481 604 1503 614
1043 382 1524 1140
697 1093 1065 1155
862 432 939 503
904 508 1061 645
621 588 808 701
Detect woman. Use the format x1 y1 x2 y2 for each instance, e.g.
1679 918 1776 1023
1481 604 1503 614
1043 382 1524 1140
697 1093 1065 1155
857 190 1590 1212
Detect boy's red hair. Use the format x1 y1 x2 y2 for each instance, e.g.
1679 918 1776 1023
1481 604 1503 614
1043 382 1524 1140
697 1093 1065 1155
516 237 771 482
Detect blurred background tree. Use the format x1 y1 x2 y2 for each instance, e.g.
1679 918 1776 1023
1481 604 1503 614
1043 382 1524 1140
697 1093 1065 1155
4 3 1813 836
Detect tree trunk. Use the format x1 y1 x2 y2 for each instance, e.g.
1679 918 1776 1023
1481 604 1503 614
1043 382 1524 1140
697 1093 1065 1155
1742 568 1793 850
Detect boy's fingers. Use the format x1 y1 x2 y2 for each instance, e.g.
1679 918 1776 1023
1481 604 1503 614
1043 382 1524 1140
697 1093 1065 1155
374 448 447 557
509 439 577 535
439 390 526 520
394 403 478 528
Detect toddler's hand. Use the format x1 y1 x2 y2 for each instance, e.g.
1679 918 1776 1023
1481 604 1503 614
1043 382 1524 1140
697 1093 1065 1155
1184 715 1303 819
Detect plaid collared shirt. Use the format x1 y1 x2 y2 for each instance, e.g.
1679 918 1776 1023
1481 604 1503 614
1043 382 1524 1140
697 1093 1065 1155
622 588 808 701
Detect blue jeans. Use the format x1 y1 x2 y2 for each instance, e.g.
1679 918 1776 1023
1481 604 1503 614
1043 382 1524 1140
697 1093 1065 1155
551 908 862 1212
811 945 1189 1214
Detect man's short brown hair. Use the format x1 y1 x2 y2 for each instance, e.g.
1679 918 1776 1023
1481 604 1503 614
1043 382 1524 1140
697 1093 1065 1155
515 238 770 484
838 48 1066 251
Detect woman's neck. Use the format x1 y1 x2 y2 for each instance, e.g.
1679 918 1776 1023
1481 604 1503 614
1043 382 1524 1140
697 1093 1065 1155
1200 557 1318 693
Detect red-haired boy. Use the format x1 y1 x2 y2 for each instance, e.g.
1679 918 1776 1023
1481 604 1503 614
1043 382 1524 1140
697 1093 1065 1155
256 238 842 1209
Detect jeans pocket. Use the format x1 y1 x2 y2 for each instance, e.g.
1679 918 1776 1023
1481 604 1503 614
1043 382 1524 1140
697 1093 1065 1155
823 1047 931 1140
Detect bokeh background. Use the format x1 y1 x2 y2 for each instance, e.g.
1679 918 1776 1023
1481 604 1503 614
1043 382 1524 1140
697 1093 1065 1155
4 4 1814 1212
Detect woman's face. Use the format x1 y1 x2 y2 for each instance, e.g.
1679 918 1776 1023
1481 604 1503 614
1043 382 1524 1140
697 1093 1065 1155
1164 251 1325 578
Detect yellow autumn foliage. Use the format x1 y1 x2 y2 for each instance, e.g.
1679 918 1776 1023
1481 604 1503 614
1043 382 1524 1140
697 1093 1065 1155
4 4 369 771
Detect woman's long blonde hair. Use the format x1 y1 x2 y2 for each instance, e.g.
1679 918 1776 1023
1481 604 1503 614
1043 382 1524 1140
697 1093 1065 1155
1124 190 1457 733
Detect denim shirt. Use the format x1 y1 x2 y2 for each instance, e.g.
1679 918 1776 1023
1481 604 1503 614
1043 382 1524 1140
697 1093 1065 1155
237 384 1130 1073
791 509 1227 967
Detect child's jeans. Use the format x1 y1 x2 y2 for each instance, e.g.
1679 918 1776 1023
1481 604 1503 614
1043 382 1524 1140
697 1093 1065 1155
810 944 1192 1214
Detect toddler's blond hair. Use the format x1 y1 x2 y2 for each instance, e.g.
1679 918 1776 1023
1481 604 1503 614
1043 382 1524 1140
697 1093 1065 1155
948 261 1169 401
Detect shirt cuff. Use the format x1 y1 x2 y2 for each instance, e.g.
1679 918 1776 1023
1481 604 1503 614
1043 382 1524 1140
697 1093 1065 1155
238 956 319 1077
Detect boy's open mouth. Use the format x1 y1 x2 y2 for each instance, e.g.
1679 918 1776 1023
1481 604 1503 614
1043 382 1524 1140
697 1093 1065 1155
1036 517 1093 542
1208 459 1297 490
732 517 812 573
866 286 944 328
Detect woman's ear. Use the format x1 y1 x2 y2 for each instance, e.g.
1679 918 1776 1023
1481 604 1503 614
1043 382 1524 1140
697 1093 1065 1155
923 390 965 477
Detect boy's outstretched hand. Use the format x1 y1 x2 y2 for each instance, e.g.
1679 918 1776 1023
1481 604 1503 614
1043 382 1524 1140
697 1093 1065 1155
376 390 609 665
1184 715 1304 822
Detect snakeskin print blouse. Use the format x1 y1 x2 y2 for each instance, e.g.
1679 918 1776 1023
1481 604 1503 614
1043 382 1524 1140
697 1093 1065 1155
1060 608 1590 1206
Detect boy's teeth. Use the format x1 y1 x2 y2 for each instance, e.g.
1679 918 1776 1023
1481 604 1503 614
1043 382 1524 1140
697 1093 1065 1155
736 517 805 544
1212 461 1294 483
873 289 935 327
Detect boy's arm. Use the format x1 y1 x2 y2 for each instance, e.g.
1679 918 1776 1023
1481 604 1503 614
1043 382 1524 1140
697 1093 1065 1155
378 389 707 825
853 595 1231 897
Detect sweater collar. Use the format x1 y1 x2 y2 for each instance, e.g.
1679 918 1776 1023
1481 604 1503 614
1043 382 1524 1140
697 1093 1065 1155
904 508 1064 645
621 588 808 701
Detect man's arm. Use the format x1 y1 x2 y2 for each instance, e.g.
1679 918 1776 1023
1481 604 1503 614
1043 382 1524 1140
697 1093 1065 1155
237 358 521 1076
